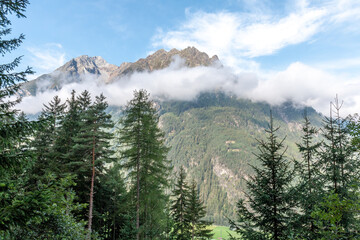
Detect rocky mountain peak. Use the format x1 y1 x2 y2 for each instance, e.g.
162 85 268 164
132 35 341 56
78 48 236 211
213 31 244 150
21 47 222 94
56 55 118 76
112 46 220 78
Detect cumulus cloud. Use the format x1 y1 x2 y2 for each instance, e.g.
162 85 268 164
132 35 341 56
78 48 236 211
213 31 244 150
18 57 242 114
246 62 360 114
152 7 326 71
152 0 360 72
17 56 360 116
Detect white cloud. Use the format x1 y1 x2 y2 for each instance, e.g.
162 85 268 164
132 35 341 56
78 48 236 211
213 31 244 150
27 43 66 78
17 56 359 116
152 0 360 72
18 57 241 114
147 0 360 116
18 0 360 116
152 7 326 71
245 62 360 115
331 0 360 23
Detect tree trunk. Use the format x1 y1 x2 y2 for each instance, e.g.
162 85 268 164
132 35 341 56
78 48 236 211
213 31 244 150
136 156 140 240
87 135 96 240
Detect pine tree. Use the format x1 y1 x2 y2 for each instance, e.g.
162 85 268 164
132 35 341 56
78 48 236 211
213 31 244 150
316 97 359 236
118 89 171 240
186 180 213 240
93 162 133 240
170 166 191 240
294 112 321 239
0 0 33 173
230 113 295 240
31 95 66 180
55 90 82 174
71 91 115 238
0 0 38 235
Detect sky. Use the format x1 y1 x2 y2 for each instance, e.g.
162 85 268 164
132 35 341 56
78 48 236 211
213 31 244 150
8 0 360 115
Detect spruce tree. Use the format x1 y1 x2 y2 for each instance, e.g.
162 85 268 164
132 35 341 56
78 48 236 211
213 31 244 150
186 180 213 240
294 112 321 239
170 166 191 240
230 113 295 240
0 0 33 173
0 0 38 235
31 96 66 180
71 91 115 238
118 89 171 240
316 98 359 236
93 162 133 240
55 90 82 174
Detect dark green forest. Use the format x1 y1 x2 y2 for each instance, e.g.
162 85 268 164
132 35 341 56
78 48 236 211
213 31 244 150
1 1 359 240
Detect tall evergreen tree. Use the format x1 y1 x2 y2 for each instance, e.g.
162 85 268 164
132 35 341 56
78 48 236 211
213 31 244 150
31 95 66 180
294 112 321 239
0 0 38 235
55 90 82 174
170 166 191 240
230 113 295 240
118 89 171 240
71 92 114 238
0 2 85 238
186 180 213 240
316 97 359 236
0 0 33 174
93 162 134 240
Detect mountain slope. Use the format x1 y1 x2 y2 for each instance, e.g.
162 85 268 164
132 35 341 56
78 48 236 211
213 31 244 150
158 92 322 224
20 48 323 224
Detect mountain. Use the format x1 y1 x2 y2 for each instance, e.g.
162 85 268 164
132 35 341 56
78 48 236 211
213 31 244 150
20 47 219 96
157 93 321 223
19 47 323 224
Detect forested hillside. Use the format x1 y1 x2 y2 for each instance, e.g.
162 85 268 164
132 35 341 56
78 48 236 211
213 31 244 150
158 92 322 224
2 1 360 239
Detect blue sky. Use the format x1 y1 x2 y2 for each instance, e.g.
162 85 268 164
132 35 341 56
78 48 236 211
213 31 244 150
9 0 360 114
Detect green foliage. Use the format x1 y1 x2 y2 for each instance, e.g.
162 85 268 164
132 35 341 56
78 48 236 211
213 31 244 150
187 180 213 240
28 91 130 239
0 1 87 237
0 0 39 235
311 190 360 240
118 89 171 239
1 175 87 239
170 167 213 240
55 90 82 174
293 113 322 239
170 166 191 240
70 91 114 202
0 0 34 174
93 162 134 240
30 95 66 181
160 93 322 224
230 113 296 240
316 100 359 233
